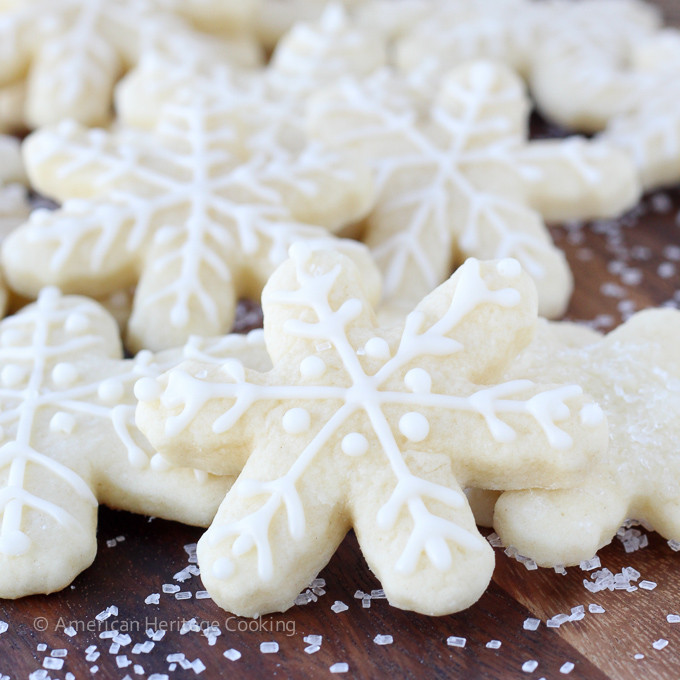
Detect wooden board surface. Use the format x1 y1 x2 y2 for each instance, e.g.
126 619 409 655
2 1 680 678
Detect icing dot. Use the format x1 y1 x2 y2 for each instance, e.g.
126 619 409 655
64 312 90 334
282 408 311 434
170 304 189 328
399 412 430 442
404 368 432 394
496 258 522 278
50 412 76 434
134 377 162 402
580 403 604 427
97 378 125 404
364 337 390 360
1 364 25 387
341 432 368 457
52 362 78 388
300 355 326 380
150 453 172 472
136 350 153 367
213 557 234 580
0 529 31 556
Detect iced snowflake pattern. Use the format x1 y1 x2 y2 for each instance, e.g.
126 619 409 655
310 61 639 319
3 91 373 351
0 0 256 129
0 287 267 597
137 247 607 616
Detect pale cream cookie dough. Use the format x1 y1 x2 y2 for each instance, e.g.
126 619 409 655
478 311 680 567
136 248 607 617
310 61 640 319
2 90 375 352
0 287 272 599
0 0 261 131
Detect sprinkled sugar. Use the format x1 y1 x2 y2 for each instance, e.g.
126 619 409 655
260 642 279 654
560 662 575 674
523 618 540 631
580 556 601 571
223 649 241 662
329 663 349 674
486 640 502 649
652 639 669 650
446 636 466 648
331 601 348 613
374 635 393 645
521 660 538 673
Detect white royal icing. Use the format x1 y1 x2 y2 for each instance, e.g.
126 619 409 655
144 252 596 582
14 90 367 348
310 64 623 306
0 287 266 555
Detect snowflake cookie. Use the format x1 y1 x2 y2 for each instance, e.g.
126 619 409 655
2 93 375 352
254 0 367 49
528 0 661 133
394 0 538 80
598 30 680 190
310 61 640 319
0 286 272 598
117 3 386 147
0 0 260 130
481 311 680 566
136 246 607 617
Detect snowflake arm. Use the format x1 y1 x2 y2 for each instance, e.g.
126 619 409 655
508 138 640 220
2 200 142 297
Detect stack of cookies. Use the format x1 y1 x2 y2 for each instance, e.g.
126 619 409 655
0 0 678 631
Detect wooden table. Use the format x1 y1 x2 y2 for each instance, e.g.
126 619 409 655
2 2 680 678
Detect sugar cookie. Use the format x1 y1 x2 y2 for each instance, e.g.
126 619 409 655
484 311 680 566
0 0 260 129
3 93 375 352
137 248 607 617
310 61 640 318
0 286 273 598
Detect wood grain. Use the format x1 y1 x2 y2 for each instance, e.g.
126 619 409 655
2 2 680 678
